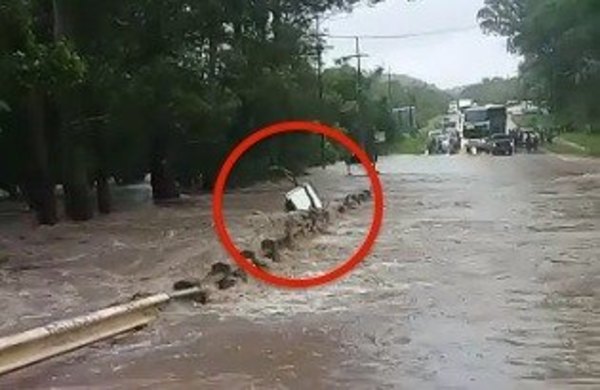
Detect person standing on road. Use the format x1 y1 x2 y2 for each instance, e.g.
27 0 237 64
366 135 379 171
345 127 379 175
525 132 533 152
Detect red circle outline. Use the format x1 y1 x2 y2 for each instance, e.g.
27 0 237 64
212 121 384 289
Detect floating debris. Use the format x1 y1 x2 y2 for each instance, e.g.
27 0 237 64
217 277 237 290
209 262 232 277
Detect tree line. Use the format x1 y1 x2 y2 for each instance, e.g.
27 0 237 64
478 0 600 131
0 0 357 224
453 77 522 105
0 0 449 226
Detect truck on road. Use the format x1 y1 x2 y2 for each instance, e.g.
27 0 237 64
461 105 508 154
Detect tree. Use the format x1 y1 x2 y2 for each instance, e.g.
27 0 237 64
458 77 522 104
1 0 400 225
479 0 600 131
0 0 81 224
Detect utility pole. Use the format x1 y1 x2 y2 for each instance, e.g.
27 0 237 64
316 16 324 101
388 67 396 141
355 36 363 102
333 36 368 148
315 14 326 169
409 93 417 130
387 67 393 103
355 37 369 150
340 36 369 147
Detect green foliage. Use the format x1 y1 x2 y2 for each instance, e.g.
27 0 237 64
1 0 435 223
457 77 522 104
560 132 600 156
371 74 450 128
379 133 426 155
479 0 600 131
323 65 449 142
0 2 86 92
545 132 600 157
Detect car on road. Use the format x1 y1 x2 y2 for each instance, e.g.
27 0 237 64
426 130 444 155
480 134 514 155
426 129 461 155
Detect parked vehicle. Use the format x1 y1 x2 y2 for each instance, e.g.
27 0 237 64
446 129 461 154
461 105 508 154
426 130 444 155
479 134 514 155
426 129 460 155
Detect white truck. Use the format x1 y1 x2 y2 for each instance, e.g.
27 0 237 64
461 105 508 154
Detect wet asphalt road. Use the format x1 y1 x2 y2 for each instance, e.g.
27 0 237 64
2 153 600 389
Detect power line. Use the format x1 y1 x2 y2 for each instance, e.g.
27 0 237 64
316 24 479 149
325 26 478 40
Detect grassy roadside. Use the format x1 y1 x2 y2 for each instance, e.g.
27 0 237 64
379 133 427 155
545 132 600 157
380 115 442 155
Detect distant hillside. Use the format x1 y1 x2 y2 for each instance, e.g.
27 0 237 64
446 85 465 97
372 73 451 127
389 74 432 89
448 77 521 105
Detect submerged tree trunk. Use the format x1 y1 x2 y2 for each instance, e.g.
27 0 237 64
151 165 179 201
150 135 179 201
91 115 112 214
52 0 93 221
150 156 180 201
95 142 112 214
63 144 93 221
150 108 179 201
55 93 94 221
96 173 111 214
25 89 58 225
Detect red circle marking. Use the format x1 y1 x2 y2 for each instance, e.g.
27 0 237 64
212 120 384 289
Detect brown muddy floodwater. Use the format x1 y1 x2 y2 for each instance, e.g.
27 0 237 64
1 153 600 389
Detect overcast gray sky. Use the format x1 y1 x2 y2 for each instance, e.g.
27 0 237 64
323 0 522 89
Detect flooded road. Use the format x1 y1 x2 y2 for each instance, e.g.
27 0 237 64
2 153 600 389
